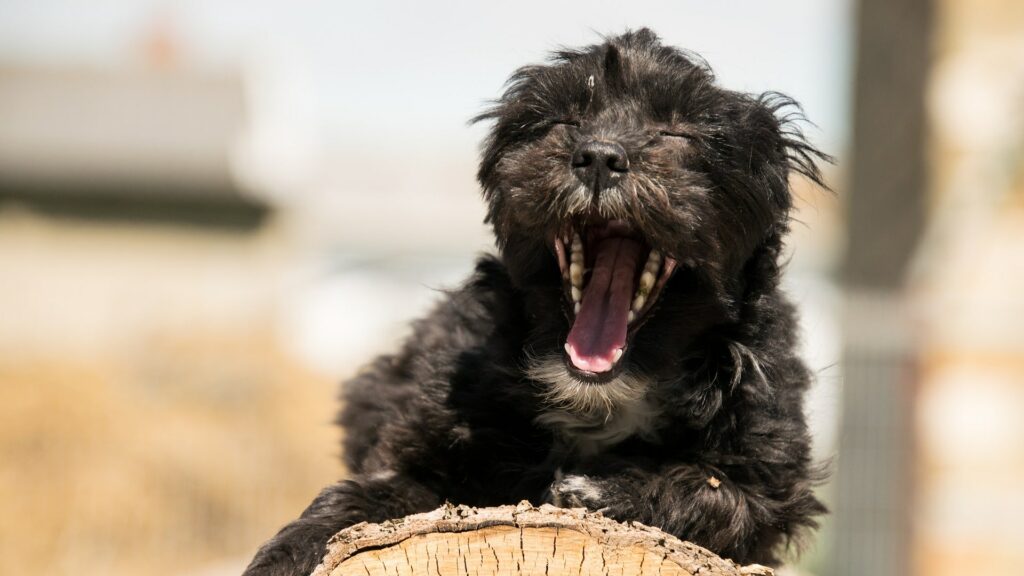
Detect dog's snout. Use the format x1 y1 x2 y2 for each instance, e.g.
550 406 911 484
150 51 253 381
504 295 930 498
572 140 629 190
572 140 629 172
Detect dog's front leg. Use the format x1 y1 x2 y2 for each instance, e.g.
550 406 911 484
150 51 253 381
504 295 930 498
242 473 441 576
546 463 643 517
548 460 820 565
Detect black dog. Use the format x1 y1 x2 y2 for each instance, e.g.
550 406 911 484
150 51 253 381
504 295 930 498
244 28 829 575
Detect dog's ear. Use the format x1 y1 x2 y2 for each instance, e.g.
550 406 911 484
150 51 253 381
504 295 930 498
471 65 537 206
756 92 834 199
716 92 833 229
704 93 833 309
740 94 834 300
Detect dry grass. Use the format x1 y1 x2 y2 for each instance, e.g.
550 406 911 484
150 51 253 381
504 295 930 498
0 328 342 576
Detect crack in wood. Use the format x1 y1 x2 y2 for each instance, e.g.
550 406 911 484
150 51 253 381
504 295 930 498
312 503 773 576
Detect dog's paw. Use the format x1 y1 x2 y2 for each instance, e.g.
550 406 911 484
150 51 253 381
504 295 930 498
548 474 608 511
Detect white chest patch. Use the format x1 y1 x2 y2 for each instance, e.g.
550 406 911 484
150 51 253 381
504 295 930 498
527 355 664 457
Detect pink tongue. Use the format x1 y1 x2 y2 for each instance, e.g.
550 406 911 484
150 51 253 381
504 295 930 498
566 237 643 373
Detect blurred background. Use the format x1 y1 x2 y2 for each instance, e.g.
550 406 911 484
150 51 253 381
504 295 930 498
0 1 1021 575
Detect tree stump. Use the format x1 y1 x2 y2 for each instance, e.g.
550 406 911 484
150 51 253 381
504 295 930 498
310 502 772 576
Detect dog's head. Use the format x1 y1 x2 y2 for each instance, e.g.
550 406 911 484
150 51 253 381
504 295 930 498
475 29 828 383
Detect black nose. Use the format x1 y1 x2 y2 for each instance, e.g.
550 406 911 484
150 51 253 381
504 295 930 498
572 140 629 190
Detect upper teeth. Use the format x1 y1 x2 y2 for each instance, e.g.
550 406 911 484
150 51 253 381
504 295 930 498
631 293 646 314
631 249 661 316
570 233 584 304
641 251 661 288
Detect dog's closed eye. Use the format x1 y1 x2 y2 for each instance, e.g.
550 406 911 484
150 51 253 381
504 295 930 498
551 119 581 128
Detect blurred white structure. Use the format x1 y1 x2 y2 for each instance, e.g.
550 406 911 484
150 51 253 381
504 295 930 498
0 64 245 193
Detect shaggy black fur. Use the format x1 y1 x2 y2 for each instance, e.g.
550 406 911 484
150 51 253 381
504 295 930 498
243 28 830 576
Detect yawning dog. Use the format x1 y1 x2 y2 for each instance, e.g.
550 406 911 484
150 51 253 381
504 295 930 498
244 28 830 576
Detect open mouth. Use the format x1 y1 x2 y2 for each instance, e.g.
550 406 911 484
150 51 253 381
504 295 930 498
553 218 678 377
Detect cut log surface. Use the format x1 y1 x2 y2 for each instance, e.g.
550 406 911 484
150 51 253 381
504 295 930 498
311 502 772 576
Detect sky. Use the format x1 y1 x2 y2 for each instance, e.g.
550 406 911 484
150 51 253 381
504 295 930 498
0 0 854 157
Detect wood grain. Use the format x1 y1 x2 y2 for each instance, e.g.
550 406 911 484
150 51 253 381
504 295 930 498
310 502 772 576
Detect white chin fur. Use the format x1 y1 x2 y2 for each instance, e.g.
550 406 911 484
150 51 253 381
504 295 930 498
527 355 663 456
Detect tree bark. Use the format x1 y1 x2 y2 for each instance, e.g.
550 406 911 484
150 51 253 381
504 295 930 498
311 502 773 576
